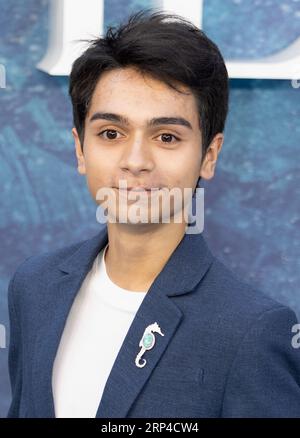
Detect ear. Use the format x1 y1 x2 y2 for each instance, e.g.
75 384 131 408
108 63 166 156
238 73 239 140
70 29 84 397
72 127 86 175
199 133 224 180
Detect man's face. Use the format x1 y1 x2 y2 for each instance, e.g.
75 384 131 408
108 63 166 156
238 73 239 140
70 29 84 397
73 67 212 225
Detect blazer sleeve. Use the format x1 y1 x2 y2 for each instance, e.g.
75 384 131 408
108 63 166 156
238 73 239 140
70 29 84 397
221 305 300 418
6 270 24 418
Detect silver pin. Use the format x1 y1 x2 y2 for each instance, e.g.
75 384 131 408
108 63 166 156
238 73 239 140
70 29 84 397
135 322 164 368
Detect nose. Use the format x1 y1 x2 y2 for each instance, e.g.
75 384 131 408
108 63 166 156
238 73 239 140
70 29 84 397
119 135 154 175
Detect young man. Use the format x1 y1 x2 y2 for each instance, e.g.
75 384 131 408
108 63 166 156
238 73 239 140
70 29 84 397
7 10 300 418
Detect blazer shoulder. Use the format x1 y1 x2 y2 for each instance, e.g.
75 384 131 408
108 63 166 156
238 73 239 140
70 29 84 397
203 255 294 321
11 237 88 279
7 235 91 308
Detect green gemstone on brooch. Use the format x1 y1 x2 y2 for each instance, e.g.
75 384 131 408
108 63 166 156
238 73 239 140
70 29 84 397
143 333 154 349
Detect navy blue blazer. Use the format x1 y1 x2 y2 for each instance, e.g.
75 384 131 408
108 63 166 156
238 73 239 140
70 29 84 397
7 226 300 418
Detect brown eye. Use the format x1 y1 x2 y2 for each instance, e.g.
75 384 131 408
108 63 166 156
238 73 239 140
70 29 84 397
98 129 121 140
159 133 179 143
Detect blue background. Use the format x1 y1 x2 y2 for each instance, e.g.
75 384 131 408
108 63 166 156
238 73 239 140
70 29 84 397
0 0 300 417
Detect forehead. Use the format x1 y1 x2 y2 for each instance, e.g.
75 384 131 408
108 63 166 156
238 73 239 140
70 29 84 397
87 67 198 123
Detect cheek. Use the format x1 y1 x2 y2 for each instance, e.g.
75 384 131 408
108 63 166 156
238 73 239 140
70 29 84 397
84 144 116 176
168 156 199 187
83 154 116 197
182 151 202 178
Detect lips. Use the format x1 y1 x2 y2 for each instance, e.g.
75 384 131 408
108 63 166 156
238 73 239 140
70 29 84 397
115 187 161 191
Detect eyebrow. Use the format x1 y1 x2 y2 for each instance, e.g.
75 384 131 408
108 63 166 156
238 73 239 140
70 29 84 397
89 112 193 130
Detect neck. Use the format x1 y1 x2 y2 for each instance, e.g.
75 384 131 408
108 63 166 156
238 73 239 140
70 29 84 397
104 221 187 292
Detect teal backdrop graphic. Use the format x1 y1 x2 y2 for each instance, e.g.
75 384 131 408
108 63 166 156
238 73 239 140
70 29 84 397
0 0 300 417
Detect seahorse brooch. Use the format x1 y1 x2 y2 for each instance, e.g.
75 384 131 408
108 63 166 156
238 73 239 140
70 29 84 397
135 322 165 368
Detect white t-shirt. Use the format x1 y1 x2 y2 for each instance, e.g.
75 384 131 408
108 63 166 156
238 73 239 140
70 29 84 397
52 244 147 418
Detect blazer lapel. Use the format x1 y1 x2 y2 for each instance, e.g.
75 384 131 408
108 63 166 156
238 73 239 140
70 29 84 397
95 289 183 418
31 225 214 418
31 227 109 417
